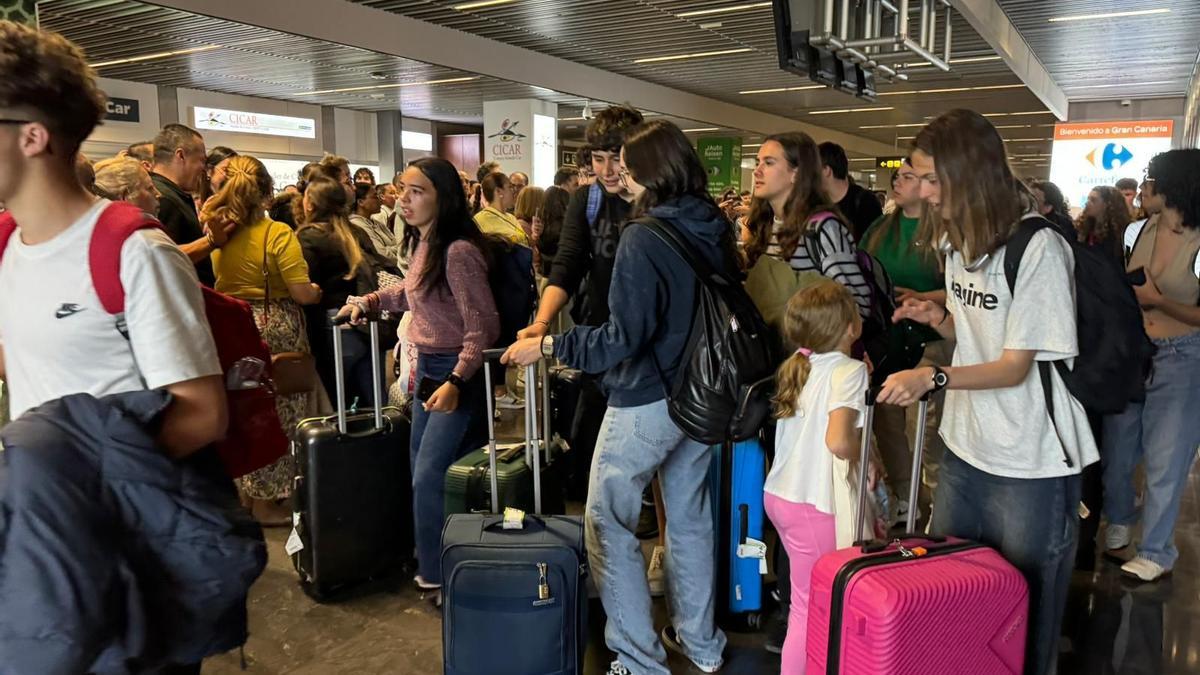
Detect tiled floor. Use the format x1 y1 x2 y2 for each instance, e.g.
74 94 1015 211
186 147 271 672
203 438 1200 675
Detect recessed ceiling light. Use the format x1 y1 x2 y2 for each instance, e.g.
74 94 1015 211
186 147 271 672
91 44 221 68
849 158 876 162
682 127 720 133
297 76 478 96
983 111 1052 118
699 21 723 29
559 116 587 121
634 48 752 64
678 2 772 18
452 0 517 10
739 85 825 94
858 122 927 129
993 124 1032 129
896 136 916 140
742 143 763 147
809 106 893 115
1061 80 1177 90
1048 8 1169 22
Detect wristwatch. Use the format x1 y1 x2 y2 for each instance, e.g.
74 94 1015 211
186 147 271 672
446 372 466 389
541 335 555 358
930 366 949 393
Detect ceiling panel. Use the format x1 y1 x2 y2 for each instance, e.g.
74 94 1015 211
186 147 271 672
996 0 1200 101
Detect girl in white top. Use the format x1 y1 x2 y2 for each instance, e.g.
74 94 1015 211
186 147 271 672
764 280 870 675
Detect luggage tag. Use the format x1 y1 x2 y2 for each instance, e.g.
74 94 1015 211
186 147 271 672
736 537 769 575
503 507 526 530
285 527 304 555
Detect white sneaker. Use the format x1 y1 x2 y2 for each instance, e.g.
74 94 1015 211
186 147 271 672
647 545 666 597
1105 523 1132 551
606 661 631 675
1121 556 1169 582
494 391 524 409
891 500 920 529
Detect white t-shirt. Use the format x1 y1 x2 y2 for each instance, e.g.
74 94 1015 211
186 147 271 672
766 351 868 515
0 200 221 419
940 228 1098 479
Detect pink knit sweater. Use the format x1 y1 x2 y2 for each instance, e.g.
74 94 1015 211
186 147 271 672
368 239 499 379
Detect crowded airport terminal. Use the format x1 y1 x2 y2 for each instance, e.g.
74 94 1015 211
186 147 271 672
1 0 1199 673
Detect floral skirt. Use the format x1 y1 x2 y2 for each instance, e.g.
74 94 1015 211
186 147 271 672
239 298 312 500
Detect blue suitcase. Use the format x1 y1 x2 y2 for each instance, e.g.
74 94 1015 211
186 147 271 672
440 354 588 675
710 437 768 630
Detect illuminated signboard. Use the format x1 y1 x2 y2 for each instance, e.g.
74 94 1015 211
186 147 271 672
1049 120 1173 209
193 106 316 139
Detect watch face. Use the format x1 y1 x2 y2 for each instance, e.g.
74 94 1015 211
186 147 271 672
934 371 948 386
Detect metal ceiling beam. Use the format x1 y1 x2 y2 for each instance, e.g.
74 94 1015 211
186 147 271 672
951 0 1068 119
141 0 900 157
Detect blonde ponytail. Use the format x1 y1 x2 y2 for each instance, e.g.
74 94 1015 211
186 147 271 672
201 155 272 228
771 280 860 419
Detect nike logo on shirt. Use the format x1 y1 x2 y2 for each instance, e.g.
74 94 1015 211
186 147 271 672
55 303 85 319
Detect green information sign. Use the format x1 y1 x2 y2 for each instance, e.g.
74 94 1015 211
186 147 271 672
698 137 742 197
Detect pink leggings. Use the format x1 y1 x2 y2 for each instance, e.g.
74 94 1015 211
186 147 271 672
765 494 838 675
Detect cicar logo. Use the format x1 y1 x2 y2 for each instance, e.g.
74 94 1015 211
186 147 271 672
488 118 526 143
1085 142 1134 171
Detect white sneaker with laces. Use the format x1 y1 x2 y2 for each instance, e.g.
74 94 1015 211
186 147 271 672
1121 556 1169 582
647 545 666 597
606 660 631 675
1105 523 1132 551
494 391 524 409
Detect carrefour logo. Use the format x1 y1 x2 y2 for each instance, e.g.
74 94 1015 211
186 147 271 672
1085 143 1134 171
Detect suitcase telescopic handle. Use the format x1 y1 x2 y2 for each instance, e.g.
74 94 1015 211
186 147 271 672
854 388 931 548
482 348 550 516
331 315 386 435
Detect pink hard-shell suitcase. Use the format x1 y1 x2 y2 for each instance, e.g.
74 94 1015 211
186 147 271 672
805 396 1030 675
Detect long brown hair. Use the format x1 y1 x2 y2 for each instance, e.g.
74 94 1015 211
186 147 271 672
912 109 1031 262
744 132 842 266
772 280 859 418
622 119 720 217
300 177 364 280
200 155 272 228
1078 186 1132 261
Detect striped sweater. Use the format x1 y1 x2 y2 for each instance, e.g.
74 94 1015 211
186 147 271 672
766 214 872 317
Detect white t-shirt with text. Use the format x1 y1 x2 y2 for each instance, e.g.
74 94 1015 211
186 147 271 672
766 351 868 513
940 228 1098 478
0 200 221 419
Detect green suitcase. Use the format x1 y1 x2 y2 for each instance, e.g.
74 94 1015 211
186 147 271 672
443 353 564 516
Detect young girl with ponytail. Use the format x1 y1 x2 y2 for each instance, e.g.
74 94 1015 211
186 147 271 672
765 279 872 674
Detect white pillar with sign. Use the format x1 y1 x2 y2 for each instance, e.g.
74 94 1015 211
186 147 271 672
483 99 558 188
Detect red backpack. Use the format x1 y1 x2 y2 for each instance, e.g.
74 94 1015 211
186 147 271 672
0 201 287 478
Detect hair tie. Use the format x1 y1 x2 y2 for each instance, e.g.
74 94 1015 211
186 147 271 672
795 347 813 358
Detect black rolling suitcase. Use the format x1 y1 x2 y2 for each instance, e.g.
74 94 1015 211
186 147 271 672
440 352 588 675
290 318 412 600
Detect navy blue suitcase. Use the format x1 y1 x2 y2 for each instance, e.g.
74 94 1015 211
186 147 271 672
440 354 588 675
710 437 768 630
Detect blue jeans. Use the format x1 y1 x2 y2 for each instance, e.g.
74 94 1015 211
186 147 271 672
1102 331 1200 569
586 399 727 674
932 450 1081 675
410 352 486 584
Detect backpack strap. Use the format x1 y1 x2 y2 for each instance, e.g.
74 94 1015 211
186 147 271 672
0 212 16 268
1124 218 1148 263
801 211 838 270
1000 214 1075 468
88 201 163 315
585 182 603 227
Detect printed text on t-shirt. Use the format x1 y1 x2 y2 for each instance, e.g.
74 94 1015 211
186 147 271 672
951 281 999 310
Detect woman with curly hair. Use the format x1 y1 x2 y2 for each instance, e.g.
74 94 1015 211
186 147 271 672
1078 185 1132 265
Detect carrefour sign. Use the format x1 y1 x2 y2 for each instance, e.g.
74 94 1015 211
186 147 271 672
193 106 316 139
1049 120 1173 209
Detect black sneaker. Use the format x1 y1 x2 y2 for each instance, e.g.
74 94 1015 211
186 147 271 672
661 626 722 673
763 610 787 655
636 501 659 540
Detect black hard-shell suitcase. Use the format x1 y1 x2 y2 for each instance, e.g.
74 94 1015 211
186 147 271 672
290 319 412 600
441 352 587 675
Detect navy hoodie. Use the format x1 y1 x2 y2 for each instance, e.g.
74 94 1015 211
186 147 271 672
554 195 739 407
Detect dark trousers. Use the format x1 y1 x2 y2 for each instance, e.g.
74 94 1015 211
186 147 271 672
567 373 608 499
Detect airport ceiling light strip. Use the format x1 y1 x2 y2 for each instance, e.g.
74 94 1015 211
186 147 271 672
808 106 894 115
633 48 753 64
91 44 221 68
1047 8 1170 23
677 2 773 18
452 0 518 11
296 77 479 96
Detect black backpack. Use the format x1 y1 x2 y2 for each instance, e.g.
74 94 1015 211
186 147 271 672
1004 215 1155 465
804 218 898 365
639 217 776 444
